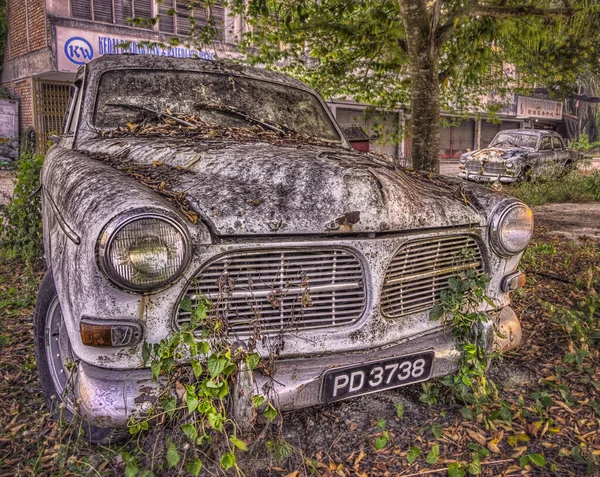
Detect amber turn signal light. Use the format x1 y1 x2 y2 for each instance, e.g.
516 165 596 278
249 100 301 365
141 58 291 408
501 271 526 292
80 319 142 347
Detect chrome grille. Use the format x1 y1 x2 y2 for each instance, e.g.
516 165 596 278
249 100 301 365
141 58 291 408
483 162 507 175
176 249 366 334
465 160 482 173
381 236 484 318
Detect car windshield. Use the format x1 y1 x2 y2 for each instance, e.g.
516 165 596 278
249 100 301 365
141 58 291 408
93 69 341 142
490 132 538 149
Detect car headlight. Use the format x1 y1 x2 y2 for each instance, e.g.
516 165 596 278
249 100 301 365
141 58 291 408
504 161 514 169
490 202 533 256
98 212 191 291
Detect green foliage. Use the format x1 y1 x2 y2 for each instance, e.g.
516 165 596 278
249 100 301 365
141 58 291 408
430 269 496 408
507 171 600 206
374 419 389 450
230 0 600 119
520 453 546 469
571 133 600 151
0 149 44 267
406 446 421 464
266 438 293 464
426 443 439 464
132 294 259 474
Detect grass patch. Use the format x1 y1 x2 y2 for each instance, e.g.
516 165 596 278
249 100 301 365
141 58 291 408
506 171 600 206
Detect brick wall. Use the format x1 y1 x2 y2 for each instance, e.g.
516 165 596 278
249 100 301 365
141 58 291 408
27 0 47 52
3 0 48 133
7 0 48 60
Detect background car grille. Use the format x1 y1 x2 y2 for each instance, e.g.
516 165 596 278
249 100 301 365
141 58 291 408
483 162 507 175
381 235 484 318
176 249 366 334
465 160 482 173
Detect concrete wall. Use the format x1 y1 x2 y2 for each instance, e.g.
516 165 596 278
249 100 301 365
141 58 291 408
1 79 35 133
0 99 19 161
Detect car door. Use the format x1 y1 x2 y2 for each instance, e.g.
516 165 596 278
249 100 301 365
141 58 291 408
552 135 569 174
534 135 553 176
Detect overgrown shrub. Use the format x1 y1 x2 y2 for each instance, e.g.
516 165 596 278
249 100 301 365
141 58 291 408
0 149 44 267
506 171 600 206
571 133 600 151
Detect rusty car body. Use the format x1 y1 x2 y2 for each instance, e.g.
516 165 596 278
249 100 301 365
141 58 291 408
458 129 580 183
34 55 530 441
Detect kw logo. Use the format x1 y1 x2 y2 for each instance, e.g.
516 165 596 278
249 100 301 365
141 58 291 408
64 37 94 65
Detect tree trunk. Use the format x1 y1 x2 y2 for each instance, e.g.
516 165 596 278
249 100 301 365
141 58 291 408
398 0 441 173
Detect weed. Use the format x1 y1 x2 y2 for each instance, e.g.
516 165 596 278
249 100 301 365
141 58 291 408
0 149 44 267
506 171 600 206
430 269 497 411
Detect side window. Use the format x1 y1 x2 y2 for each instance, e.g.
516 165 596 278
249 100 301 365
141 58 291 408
65 81 82 135
552 136 563 149
539 136 552 150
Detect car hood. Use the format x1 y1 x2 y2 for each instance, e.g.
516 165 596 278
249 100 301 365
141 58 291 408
470 147 530 162
78 138 486 235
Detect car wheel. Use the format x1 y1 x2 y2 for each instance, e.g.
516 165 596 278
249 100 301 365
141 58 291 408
521 166 533 182
33 271 126 444
561 161 573 176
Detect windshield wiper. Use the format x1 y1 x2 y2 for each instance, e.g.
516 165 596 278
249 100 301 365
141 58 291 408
193 102 286 134
491 141 517 148
105 102 197 128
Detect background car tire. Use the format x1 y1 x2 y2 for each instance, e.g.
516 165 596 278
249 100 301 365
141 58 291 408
521 166 533 182
561 160 573 176
33 271 127 444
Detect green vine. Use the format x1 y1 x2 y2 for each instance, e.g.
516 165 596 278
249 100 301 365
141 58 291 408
125 296 279 475
428 253 499 414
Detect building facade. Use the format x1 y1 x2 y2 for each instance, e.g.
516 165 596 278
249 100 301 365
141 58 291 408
2 0 565 159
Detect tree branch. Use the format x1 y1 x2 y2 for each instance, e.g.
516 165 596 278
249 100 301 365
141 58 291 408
436 2 576 47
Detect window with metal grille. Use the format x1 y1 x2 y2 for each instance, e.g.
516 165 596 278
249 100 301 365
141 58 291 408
71 0 153 28
33 80 72 155
158 1 224 39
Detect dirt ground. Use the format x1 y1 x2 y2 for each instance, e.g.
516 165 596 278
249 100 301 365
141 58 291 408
533 202 600 241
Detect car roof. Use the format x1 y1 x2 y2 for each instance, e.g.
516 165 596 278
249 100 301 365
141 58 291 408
499 129 561 138
79 54 312 92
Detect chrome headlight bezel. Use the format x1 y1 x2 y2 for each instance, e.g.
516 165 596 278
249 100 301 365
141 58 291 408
490 201 534 257
97 211 192 292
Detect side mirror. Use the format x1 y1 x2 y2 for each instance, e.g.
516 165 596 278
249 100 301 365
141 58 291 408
49 134 61 145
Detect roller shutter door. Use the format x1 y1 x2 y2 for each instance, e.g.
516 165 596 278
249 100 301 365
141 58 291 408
440 120 475 158
481 121 521 148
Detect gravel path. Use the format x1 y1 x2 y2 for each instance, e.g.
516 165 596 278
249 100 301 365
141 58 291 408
0 171 15 206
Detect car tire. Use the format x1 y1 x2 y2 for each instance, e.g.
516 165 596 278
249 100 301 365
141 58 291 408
521 166 533 182
561 161 573 176
33 271 126 444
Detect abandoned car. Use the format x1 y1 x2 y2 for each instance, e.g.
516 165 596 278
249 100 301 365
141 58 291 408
458 129 580 183
35 55 530 441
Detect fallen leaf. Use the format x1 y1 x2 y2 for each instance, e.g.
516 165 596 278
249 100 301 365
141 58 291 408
466 429 487 446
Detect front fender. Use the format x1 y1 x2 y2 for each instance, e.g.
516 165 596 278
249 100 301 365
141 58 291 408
41 147 208 369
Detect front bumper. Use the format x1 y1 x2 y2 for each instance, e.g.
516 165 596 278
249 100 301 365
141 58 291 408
458 172 517 184
72 306 522 429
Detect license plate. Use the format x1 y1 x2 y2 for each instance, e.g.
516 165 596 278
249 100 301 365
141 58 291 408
469 174 496 182
320 351 434 403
